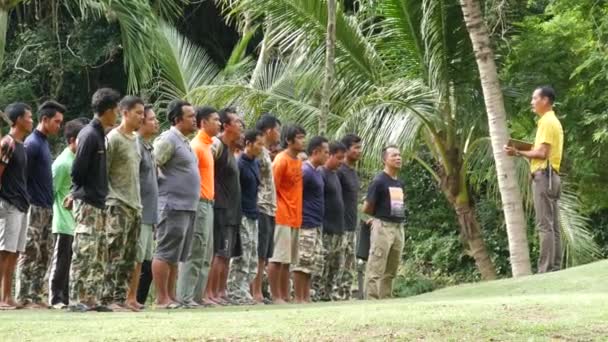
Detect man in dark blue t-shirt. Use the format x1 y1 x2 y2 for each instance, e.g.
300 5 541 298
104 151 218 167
17 100 64 308
293 136 328 303
227 129 264 305
363 145 405 300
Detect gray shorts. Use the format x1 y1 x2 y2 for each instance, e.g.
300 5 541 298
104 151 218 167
0 199 28 253
154 210 196 264
137 224 154 262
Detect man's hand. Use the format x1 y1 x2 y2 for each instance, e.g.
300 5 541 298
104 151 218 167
504 145 518 157
63 195 74 211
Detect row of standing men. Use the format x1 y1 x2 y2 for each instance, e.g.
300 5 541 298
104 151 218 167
0 88 406 311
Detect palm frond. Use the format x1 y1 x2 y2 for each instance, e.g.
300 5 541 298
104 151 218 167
234 0 384 90
374 0 424 78
150 0 189 22
156 22 221 102
559 186 603 267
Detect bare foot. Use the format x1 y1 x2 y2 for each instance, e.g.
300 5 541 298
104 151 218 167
124 301 141 312
108 303 129 312
273 299 287 305
23 302 47 309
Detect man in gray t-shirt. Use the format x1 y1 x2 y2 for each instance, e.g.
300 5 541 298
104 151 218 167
152 100 199 309
127 105 159 309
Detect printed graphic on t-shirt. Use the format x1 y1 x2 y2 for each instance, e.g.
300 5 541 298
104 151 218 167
389 186 404 217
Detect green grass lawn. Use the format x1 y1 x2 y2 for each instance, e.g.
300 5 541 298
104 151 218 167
2 261 608 341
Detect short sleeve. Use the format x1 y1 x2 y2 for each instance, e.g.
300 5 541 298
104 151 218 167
0 136 15 165
366 177 381 206
272 155 286 188
153 136 174 167
537 119 558 147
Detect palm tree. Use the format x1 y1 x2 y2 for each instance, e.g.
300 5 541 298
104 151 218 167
458 0 531 276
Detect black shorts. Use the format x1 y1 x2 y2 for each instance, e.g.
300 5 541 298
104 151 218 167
257 213 275 260
213 208 242 258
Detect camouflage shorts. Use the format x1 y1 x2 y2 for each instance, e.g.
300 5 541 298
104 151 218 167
293 227 323 275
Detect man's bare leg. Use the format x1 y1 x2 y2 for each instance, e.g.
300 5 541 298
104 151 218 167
252 258 265 302
152 258 171 305
0 251 9 305
205 256 221 302
2 253 19 307
218 257 229 299
293 271 308 303
168 264 178 303
126 262 143 309
280 265 291 302
268 262 285 304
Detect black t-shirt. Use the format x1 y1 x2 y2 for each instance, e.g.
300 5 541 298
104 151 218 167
322 167 345 234
337 164 359 231
213 139 241 225
0 135 30 212
366 172 405 223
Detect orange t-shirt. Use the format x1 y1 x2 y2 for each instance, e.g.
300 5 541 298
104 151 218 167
273 151 303 228
191 130 214 200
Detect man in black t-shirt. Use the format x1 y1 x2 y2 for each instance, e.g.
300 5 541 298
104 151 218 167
0 102 33 309
207 108 243 305
336 134 362 300
362 146 405 300
315 141 346 302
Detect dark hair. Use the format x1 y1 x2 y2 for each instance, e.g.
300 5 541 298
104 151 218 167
329 141 347 155
219 107 238 131
195 106 218 128
167 100 192 125
341 134 362 150
76 117 90 125
281 124 306 149
5 102 32 127
143 105 154 119
64 118 86 144
536 86 556 104
119 96 144 111
244 129 263 145
382 145 400 161
38 100 66 121
255 113 281 132
307 136 328 155
91 88 121 115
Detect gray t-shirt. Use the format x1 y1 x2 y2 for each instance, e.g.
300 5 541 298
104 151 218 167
154 127 200 212
138 135 158 224
106 129 142 211
257 147 277 216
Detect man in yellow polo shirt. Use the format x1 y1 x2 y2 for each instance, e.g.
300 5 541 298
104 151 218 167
505 86 563 273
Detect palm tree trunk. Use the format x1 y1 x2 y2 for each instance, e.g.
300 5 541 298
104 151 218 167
0 8 9 67
453 200 497 280
459 0 532 277
319 0 336 135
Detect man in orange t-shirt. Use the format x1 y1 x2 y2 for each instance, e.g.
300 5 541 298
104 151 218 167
176 106 221 307
268 124 306 304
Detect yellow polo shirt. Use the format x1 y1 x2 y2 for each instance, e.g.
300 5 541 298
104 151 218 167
530 111 563 173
